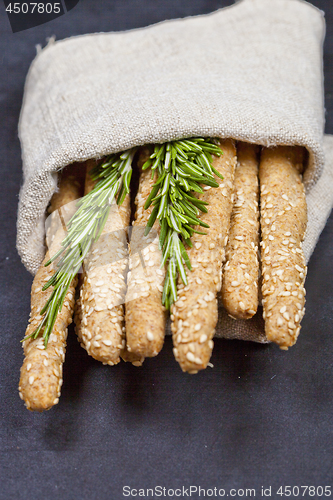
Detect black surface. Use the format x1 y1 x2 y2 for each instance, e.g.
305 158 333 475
1 1 333 499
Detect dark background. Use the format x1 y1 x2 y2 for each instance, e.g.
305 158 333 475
1 1 333 499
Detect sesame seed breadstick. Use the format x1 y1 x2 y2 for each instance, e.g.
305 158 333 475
124 148 166 358
19 166 83 411
75 160 130 365
171 139 237 373
222 142 260 319
259 146 307 349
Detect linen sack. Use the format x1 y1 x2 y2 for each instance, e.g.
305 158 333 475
17 0 333 342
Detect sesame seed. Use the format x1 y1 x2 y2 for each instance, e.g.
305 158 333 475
239 301 246 310
295 314 300 322
277 317 283 326
195 242 202 250
282 194 289 201
265 218 270 224
295 264 303 272
199 334 207 344
283 312 290 321
282 291 291 296
208 340 214 349
268 235 274 241
209 243 215 249
53 398 59 405
27 363 31 372
231 281 239 287
186 352 196 362
147 331 154 341
29 376 34 385
194 324 201 331
235 236 244 241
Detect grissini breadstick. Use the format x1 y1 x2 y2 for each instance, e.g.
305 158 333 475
259 146 307 349
124 148 166 359
19 166 83 411
171 139 237 373
222 142 260 319
75 160 130 365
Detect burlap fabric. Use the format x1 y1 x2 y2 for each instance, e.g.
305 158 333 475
17 0 333 341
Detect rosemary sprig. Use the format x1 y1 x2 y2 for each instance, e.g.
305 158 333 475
143 138 222 309
23 147 136 347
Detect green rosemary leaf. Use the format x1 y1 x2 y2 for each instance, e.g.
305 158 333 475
169 257 178 302
211 165 224 179
189 227 207 235
144 204 159 236
186 180 204 193
142 158 153 171
157 193 168 219
144 183 160 210
174 244 188 284
159 218 168 249
179 240 192 270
